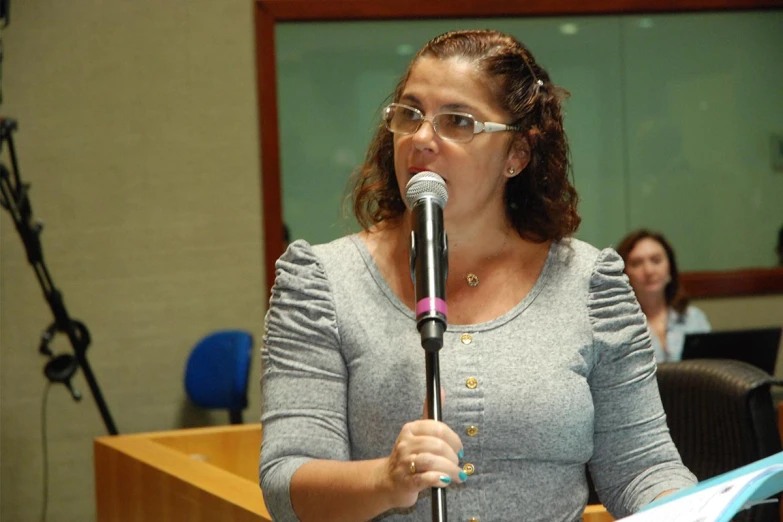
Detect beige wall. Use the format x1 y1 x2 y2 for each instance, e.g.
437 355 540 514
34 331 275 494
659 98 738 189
0 2 264 521
1 3 782 522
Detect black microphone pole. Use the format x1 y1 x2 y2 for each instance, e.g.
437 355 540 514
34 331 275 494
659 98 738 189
421 311 447 522
406 172 448 522
0 117 119 435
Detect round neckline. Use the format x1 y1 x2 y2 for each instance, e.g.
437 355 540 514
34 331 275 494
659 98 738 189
349 234 556 333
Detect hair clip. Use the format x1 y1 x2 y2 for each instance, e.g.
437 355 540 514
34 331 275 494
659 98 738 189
536 79 544 87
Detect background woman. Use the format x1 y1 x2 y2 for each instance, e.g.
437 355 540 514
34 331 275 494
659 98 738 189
616 229 711 363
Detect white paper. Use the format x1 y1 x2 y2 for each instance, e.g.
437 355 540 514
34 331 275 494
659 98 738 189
619 467 774 522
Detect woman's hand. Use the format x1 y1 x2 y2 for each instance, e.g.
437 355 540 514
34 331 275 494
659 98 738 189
378 388 465 509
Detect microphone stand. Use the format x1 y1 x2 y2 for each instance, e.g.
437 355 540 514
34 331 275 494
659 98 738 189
411 231 448 522
420 320 447 522
0 117 119 435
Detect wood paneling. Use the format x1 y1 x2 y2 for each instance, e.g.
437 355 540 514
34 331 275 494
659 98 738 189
259 0 782 21
583 504 615 522
682 267 783 299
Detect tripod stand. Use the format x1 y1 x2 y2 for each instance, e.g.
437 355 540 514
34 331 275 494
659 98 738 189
0 117 118 435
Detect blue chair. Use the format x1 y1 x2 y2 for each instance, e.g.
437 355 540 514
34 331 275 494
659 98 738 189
184 330 253 424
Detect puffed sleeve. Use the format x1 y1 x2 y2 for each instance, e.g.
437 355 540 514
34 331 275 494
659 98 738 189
259 240 348 522
587 249 696 518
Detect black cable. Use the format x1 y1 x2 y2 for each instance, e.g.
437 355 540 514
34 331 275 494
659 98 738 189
40 382 51 522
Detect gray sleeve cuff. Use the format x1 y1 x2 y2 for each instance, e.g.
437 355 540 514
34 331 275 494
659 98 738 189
260 456 313 522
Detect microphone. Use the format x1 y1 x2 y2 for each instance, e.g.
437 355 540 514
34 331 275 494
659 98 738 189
405 171 448 349
406 172 450 521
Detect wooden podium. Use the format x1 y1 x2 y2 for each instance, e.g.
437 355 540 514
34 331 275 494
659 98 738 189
94 424 271 522
94 424 611 522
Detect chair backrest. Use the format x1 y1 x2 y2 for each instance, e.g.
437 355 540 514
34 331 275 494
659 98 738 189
656 359 782 522
586 359 782 518
184 330 253 423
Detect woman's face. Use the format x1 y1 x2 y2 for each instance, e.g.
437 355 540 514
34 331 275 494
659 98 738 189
393 56 526 225
625 237 671 301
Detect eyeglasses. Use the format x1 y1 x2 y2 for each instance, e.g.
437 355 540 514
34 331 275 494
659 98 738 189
383 103 519 143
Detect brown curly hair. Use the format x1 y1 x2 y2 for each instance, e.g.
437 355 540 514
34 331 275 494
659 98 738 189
351 29 580 242
616 229 689 314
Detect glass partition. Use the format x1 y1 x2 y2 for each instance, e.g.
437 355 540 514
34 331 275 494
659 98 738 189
276 11 783 271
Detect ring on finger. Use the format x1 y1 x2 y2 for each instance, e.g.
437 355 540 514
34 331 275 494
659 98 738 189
409 457 417 475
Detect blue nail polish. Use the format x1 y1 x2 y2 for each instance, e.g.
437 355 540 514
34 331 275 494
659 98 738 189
458 449 464 459
459 471 468 481
440 475 452 484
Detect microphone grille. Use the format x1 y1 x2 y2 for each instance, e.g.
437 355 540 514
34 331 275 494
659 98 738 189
405 171 448 209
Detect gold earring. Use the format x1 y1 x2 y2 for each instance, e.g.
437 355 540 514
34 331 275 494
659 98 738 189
507 168 515 175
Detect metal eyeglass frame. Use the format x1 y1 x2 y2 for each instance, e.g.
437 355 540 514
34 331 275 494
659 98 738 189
383 103 520 143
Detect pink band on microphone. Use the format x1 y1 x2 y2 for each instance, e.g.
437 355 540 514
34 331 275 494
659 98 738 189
415 297 448 318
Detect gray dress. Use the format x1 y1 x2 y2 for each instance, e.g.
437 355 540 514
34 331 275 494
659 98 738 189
260 236 696 522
